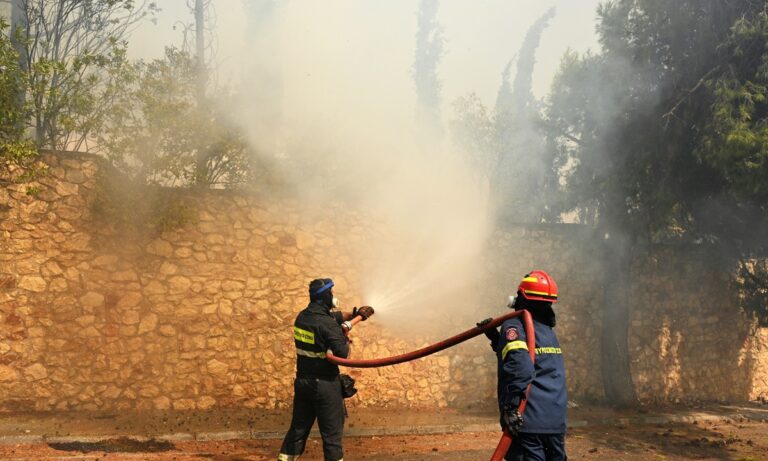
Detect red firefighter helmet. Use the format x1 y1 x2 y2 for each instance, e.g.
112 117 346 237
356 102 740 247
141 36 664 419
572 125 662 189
517 270 558 303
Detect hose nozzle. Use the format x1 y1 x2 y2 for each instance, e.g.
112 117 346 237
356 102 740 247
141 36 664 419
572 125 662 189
355 305 375 320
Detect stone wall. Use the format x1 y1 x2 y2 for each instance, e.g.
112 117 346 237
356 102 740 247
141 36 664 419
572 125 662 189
629 249 768 402
0 153 457 411
1 152 766 411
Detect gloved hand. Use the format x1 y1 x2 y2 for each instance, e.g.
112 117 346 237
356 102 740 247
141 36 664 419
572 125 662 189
354 305 375 320
477 318 500 343
476 318 492 327
501 404 523 436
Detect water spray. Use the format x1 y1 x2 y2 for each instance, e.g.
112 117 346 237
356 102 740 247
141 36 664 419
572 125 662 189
327 309 536 461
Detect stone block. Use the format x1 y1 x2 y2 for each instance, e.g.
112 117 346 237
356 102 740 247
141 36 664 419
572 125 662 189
175 247 193 258
218 300 233 316
64 168 86 184
0 365 18 382
93 255 119 267
221 280 245 292
18 276 46 292
159 262 178 276
176 304 200 318
137 313 158 334
64 233 91 252
173 399 196 410
54 182 79 197
197 396 216 410
23 364 48 381
146 239 174 257
232 384 246 397
168 276 192 294
15 258 42 275
41 261 63 277
79 292 105 309
138 385 160 398
153 396 171 410
75 315 96 328
78 326 101 337
207 359 229 378
112 270 138 282
295 231 315 250
144 281 166 295
120 310 140 326
159 325 177 337
117 292 143 308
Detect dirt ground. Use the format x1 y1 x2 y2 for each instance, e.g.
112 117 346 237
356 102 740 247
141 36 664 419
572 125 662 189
0 418 766 460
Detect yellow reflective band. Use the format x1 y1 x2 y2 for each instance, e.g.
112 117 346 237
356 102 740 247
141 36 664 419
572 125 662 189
501 340 529 359
536 347 562 354
278 454 297 461
293 326 315 345
296 349 326 359
522 276 539 283
523 289 557 298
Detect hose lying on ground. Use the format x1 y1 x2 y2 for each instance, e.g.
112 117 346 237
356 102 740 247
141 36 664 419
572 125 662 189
326 309 536 461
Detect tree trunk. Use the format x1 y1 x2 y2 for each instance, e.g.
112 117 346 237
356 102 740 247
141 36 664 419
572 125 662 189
600 231 638 407
10 0 28 135
194 0 209 186
10 0 27 69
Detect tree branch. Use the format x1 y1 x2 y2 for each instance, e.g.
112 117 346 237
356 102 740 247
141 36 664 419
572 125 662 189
662 66 720 122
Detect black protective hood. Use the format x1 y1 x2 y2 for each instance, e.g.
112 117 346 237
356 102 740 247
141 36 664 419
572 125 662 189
514 290 556 327
309 278 334 311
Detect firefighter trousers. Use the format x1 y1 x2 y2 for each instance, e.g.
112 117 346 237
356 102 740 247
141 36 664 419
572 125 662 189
279 376 345 461
506 432 567 461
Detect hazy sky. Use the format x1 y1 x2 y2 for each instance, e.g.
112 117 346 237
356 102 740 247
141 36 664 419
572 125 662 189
130 1 603 110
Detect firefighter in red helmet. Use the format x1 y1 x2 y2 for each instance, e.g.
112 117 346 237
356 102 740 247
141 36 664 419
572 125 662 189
478 270 568 461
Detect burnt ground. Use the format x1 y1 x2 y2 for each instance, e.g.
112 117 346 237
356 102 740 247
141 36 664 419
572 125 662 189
0 420 766 460
0 404 766 460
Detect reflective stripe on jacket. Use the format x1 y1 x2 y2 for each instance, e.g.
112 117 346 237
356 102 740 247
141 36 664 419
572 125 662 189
293 302 349 378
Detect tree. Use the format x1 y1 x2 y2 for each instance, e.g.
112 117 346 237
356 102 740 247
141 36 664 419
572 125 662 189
0 18 36 175
697 9 768 250
451 8 558 223
96 47 252 188
413 0 444 138
191 0 214 185
493 7 556 223
543 0 768 405
14 0 157 150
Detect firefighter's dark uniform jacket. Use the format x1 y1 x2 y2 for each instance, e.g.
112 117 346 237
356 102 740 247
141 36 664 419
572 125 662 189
495 316 567 434
293 302 350 377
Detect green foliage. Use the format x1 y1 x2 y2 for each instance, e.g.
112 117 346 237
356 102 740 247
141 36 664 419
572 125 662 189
96 47 253 188
543 0 768 326
699 10 768 206
91 170 198 236
0 20 26 141
7 3 252 189
544 0 768 243
15 0 157 150
0 19 39 181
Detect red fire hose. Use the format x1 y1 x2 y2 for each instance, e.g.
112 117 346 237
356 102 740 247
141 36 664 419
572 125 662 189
326 310 536 461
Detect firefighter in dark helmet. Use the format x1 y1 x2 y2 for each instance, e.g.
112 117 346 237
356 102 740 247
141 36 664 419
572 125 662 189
478 270 568 461
278 278 374 461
